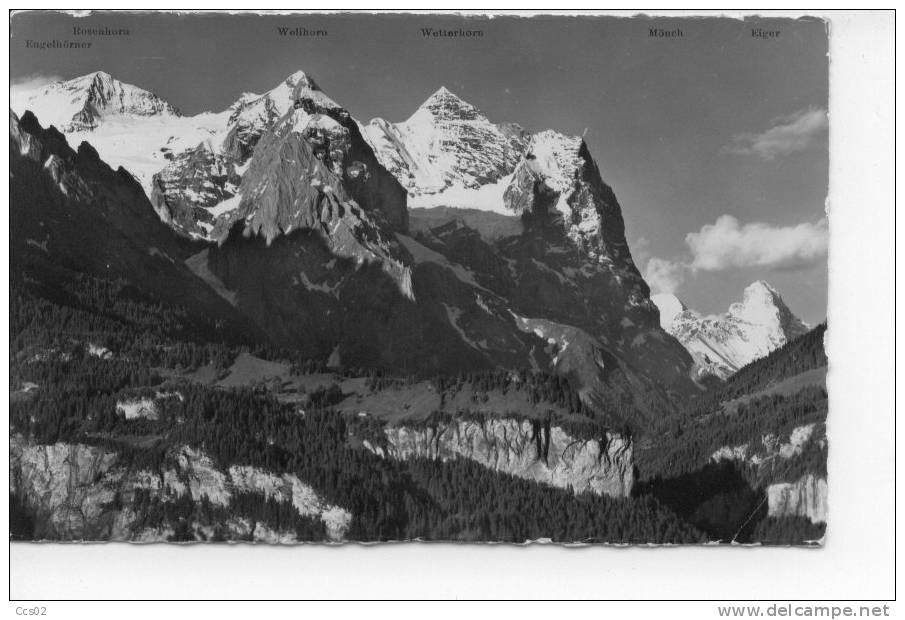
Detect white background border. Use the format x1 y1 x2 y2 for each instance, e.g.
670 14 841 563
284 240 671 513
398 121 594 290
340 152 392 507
4 7 897 607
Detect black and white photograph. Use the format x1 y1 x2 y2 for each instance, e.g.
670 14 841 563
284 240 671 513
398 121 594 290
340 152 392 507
5 8 897 606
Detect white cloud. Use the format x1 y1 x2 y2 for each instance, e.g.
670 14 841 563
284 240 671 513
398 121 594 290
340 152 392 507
641 215 828 295
726 107 828 160
10 74 61 111
686 215 828 272
644 257 687 295
10 73 62 91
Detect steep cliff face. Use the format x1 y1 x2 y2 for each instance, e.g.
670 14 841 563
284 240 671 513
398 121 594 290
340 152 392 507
168 113 410 300
9 110 260 344
151 71 409 245
408 217 696 414
363 88 697 408
9 436 352 542
363 417 633 498
767 474 827 524
9 437 122 540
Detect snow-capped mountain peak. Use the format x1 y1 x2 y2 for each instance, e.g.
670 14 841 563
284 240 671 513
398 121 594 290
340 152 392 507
227 70 340 127
412 86 483 122
79 70 116 89
285 69 317 87
731 280 781 319
361 87 528 201
655 281 809 380
13 71 180 132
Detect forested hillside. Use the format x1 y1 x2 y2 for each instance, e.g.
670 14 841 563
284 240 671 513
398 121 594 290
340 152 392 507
634 324 828 544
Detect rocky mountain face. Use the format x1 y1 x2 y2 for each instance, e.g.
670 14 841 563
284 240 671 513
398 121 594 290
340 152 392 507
9 109 259 342
360 87 698 417
12 70 699 428
767 474 827 524
653 281 809 380
363 417 633 498
10 435 351 542
150 71 409 247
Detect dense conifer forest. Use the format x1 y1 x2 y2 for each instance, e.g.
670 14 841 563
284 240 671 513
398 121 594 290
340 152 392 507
10 270 709 543
9 246 827 544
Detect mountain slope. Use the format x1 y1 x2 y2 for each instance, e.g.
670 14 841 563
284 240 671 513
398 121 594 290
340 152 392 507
9 109 259 346
654 281 810 380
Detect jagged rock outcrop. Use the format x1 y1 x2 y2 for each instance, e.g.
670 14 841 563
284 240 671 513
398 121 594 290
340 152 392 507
709 421 827 525
9 109 261 344
149 70 409 247
174 105 411 296
9 436 352 542
363 417 633 498
150 142 241 236
767 474 827 524
655 281 810 380
710 422 822 468
9 109 41 159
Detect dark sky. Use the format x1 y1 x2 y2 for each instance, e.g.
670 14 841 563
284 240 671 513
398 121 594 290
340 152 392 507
10 11 829 323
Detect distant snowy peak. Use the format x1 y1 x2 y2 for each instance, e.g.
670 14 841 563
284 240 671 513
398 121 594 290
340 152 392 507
655 281 809 380
15 71 180 131
729 280 807 335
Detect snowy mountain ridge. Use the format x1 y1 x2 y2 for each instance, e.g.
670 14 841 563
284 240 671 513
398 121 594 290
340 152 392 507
360 87 632 264
653 281 810 380
12 71 180 132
